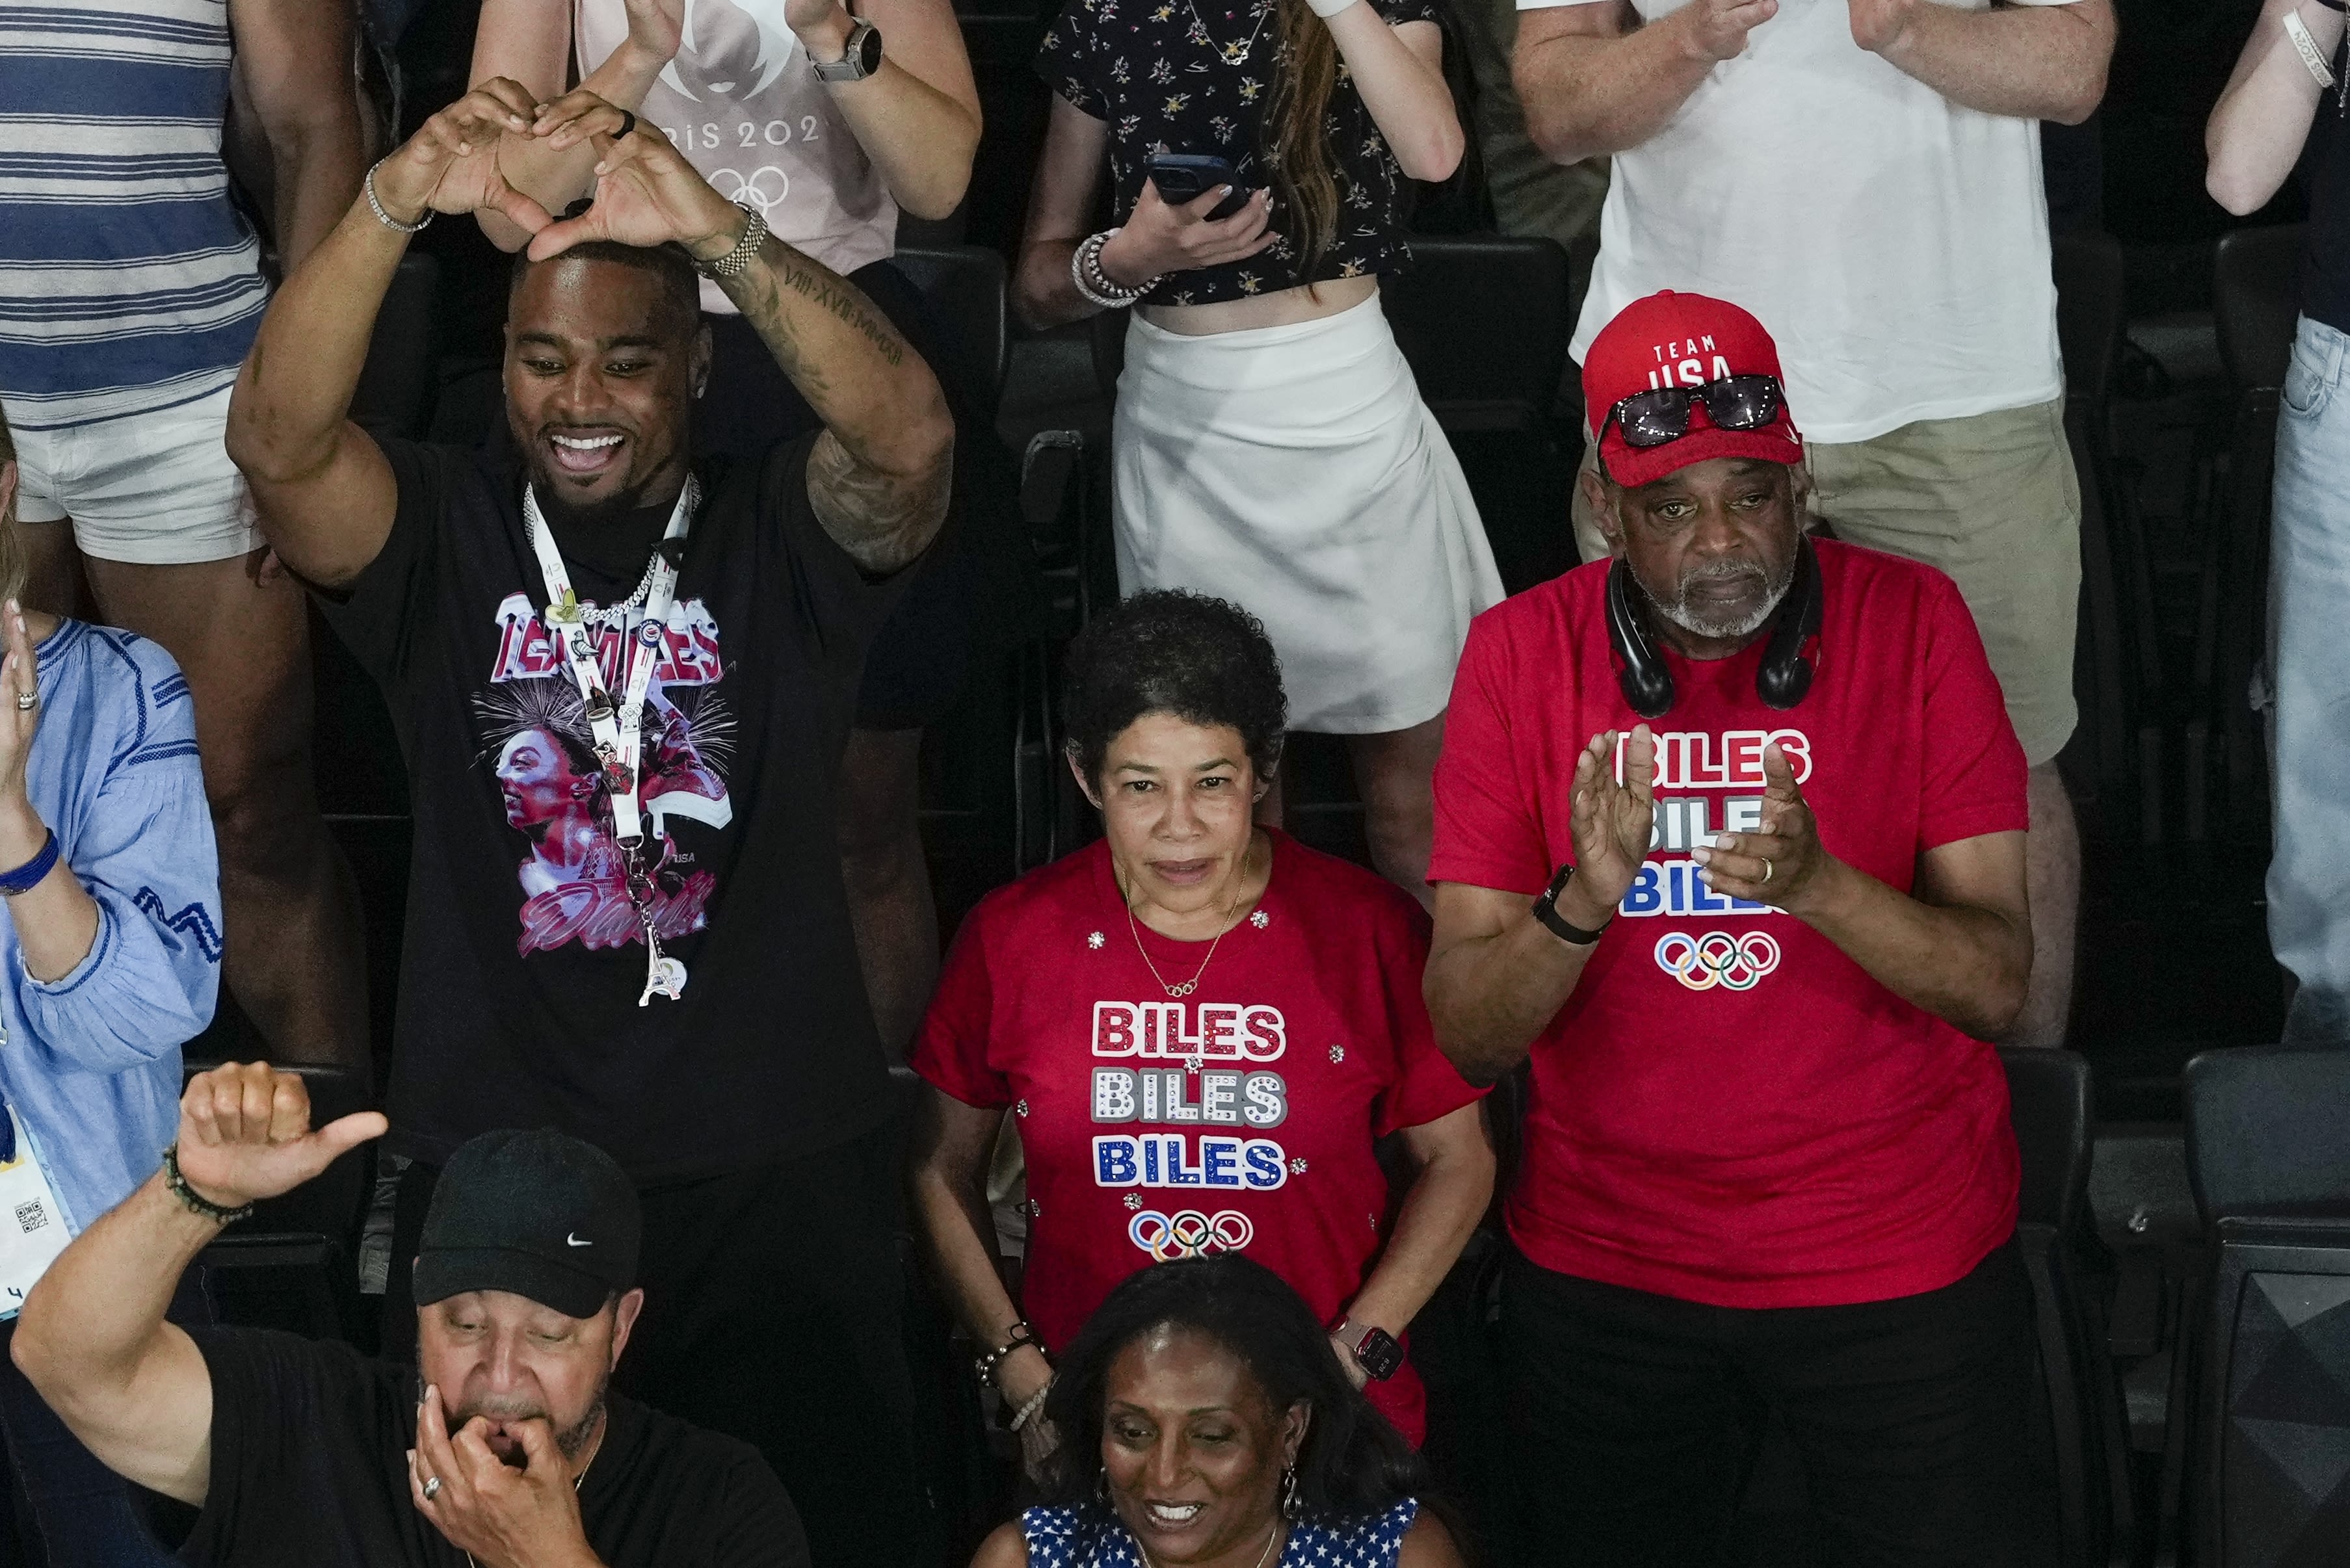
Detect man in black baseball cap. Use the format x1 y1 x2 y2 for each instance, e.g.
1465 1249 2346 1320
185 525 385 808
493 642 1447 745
13 1064 810 1568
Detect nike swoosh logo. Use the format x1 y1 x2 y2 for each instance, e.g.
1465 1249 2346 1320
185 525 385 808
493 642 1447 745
566 1233 591 1247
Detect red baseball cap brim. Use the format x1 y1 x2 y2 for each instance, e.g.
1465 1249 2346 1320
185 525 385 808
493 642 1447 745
1596 417 1805 490
1583 289 1806 489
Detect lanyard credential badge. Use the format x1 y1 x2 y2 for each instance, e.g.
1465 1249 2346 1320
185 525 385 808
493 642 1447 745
0 1106 70 1316
523 478 700 1006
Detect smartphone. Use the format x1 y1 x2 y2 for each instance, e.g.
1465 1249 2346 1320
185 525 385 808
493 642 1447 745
1146 153 1254 221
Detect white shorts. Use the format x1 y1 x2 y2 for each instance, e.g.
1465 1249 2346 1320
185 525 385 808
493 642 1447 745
8 385 264 566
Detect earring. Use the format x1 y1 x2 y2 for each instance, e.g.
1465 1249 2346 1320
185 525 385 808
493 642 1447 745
1097 1465 1111 1506
1280 1465 1298 1518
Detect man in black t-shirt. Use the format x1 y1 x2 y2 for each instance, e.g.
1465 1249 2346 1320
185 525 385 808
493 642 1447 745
14 1065 808 1568
219 79 955 1568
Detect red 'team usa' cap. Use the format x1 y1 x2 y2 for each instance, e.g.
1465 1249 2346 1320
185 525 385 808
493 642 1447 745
1582 290 1806 488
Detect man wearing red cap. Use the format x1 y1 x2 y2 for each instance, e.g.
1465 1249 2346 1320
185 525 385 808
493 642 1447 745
1424 293 2049 1563
1510 0 2112 1055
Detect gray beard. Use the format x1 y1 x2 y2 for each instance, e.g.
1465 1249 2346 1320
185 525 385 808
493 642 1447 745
1638 555 1797 642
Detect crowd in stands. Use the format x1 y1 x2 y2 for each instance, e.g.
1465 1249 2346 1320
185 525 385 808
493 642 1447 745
0 0 2338 1564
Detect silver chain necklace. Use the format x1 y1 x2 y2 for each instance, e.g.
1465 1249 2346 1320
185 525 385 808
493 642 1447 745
523 499 661 631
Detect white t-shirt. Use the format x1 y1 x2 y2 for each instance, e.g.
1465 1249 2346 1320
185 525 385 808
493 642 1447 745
575 0 897 313
1524 0 2070 443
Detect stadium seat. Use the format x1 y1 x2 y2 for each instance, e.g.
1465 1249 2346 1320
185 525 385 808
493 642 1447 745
1382 233 1570 438
2053 231 2161 842
2165 1045 2350 1564
2001 1045 2136 1567
350 252 442 443
2185 225 2302 844
185 1061 373 1343
895 244 1012 426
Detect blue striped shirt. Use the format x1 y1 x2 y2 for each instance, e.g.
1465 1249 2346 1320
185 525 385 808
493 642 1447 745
0 1 267 431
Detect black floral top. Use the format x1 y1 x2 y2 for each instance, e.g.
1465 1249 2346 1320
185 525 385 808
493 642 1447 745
1038 0 1444 306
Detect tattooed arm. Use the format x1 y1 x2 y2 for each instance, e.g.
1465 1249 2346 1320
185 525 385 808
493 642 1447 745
522 98 955 575
709 229 955 575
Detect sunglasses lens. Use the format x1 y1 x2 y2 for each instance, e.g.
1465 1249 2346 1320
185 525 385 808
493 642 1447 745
1699 376 1782 431
1613 389 1691 447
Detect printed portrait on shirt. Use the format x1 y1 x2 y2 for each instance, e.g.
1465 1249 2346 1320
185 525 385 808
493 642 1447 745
471 593 735 957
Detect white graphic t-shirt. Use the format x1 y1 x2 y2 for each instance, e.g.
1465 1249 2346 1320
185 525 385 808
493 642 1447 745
575 0 898 310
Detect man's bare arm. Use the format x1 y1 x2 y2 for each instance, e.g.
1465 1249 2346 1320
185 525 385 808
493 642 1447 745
1847 0 2113 124
228 0 368 270
705 228 953 575
1512 0 1776 166
1424 882 1603 1084
12 1066 388 1506
227 82 555 589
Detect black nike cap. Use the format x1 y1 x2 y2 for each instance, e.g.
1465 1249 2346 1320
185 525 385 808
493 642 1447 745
412 1129 640 1320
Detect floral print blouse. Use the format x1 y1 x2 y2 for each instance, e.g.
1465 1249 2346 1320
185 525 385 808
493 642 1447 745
1038 0 1444 306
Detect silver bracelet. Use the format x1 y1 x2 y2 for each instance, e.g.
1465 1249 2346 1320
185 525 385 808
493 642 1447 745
362 162 432 235
1071 229 1152 309
697 203 768 280
1009 1379 1053 1432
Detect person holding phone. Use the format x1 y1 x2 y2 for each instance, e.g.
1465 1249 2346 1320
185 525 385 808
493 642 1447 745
1014 0 1501 906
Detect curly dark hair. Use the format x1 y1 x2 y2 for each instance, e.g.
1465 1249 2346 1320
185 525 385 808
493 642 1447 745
1034 1255 1429 1563
1062 591 1287 789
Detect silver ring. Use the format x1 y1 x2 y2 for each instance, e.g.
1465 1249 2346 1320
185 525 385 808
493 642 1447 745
422 1475 441 1502
1760 858 1773 884
14 692 34 711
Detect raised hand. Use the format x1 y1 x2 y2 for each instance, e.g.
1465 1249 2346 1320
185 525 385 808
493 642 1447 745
407 1385 593 1568
523 100 745 264
0 601 42 817
623 0 685 64
1099 179 1277 286
369 79 556 238
175 1064 388 1212
1676 0 1778 62
1567 725 1657 915
1691 742 1832 911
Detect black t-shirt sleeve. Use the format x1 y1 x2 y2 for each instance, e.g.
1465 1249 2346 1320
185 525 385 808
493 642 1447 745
1369 0 1444 25
174 1326 376 1567
766 431 915 677
706 1451 815 1568
312 433 446 699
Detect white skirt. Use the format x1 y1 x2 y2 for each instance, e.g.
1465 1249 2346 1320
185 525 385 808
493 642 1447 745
1111 293 1505 735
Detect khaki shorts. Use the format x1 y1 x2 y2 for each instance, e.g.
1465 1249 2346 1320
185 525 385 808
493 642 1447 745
1570 399 2079 766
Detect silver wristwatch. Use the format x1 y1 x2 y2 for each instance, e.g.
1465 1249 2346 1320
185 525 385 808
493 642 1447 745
811 19 882 82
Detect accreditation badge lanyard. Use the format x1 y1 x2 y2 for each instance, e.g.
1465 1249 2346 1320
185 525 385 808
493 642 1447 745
0 1076 70 1315
521 477 699 1005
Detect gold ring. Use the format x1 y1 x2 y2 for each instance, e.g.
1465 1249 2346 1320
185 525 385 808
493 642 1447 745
1760 858 1773 884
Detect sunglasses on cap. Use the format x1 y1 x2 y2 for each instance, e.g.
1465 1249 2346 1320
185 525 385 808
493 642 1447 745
1602 374 1786 449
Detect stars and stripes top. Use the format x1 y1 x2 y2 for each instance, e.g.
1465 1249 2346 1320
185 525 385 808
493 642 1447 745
1020 1499 1418 1568
0 0 268 431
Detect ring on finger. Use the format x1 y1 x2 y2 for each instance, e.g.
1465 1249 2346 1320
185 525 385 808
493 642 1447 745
423 1475 442 1502
1760 858 1773 885
615 109 637 139
14 690 34 711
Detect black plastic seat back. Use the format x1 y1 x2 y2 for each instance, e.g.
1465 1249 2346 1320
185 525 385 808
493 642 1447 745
893 244 1010 426
2053 231 2125 410
352 253 442 442
2185 1045 2350 1225
2213 225 2305 397
2183 1047 2350 1563
2005 1045 2093 1236
1382 234 1570 435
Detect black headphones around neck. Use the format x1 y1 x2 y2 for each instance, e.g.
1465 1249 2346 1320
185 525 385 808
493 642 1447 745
1604 536 1825 719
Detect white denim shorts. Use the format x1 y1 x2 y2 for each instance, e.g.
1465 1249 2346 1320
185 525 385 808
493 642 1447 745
7 385 263 566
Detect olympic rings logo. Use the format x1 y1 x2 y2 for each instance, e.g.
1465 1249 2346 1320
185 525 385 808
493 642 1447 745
1128 1209 1254 1262
709 165 791 215
1654 931 1781 992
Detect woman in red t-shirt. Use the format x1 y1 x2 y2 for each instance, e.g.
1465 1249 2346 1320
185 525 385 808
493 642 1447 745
911 591 1492 1451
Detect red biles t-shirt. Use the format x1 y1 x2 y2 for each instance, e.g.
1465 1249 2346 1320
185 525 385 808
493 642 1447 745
1428 541 2027 1309
912 832 1485 1441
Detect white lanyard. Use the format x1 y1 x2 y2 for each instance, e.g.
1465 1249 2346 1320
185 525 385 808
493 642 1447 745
521 477 699 1004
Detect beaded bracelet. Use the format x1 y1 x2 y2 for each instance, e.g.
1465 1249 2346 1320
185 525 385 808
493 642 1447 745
163 1143 254 1226
1009 1379 1053 1432
975 1320 1046 1386
1071 230 1155 310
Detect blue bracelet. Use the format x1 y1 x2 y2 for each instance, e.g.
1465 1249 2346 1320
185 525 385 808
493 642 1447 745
0 830 59 898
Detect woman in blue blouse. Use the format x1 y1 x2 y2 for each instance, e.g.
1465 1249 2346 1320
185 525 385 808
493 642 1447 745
0 409 224 1564
971 1255 1465 1568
